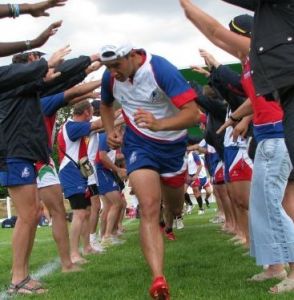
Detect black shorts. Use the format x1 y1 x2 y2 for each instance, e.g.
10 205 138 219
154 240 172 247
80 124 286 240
88 184 99 196
68 193 91 210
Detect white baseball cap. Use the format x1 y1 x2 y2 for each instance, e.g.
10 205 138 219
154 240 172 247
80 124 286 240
99 42 133 62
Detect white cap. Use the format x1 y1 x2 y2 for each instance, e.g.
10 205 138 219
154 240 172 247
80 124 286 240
99 42 133 62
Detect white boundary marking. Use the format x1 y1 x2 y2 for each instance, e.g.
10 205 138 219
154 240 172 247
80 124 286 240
0 258 60 299
0 218 136 298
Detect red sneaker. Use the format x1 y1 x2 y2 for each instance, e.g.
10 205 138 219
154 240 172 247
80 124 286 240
149 276 170 300
165 231 176 241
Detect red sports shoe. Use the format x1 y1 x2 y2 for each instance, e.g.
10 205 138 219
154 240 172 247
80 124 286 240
149 276 170 300
165 231 176 241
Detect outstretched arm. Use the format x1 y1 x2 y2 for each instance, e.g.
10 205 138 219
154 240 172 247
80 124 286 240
217 98 253 135
64 80 102 104
179 0 250 61
0 0 67 19
0 20 62 57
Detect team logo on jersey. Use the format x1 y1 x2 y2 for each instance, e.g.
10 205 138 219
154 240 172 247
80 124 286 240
150 88 166 103
21 167 30 178
129 151 137 164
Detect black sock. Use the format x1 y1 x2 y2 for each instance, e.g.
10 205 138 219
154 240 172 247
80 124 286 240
165 227 173 234
196 196 203 209
159 220 165 228
205 197 210 207
184 192 193 206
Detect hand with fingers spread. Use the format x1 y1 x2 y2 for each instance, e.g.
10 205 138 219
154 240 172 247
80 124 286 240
47 44 71 68
29 0 68 17
134 108 161 131
31 20 63 48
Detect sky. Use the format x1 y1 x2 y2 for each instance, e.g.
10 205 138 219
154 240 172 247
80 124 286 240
0 0 250 72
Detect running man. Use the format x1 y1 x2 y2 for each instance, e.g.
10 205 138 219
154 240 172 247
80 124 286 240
99 41 200 299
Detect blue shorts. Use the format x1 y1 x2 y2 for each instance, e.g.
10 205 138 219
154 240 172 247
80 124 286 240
224 146 253 182
59 163 88 198
0 158 36 187
96 168 119 195
122 128 187 188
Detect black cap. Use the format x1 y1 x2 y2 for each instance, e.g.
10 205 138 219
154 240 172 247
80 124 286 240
229 14 253 38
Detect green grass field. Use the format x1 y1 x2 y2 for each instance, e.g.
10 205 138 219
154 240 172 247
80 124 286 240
1 207 294 299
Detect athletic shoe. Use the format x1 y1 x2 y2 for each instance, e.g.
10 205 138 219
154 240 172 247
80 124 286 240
90 240 105 253
101 237 113 248
198 209 205 215
175 217 184 230
165 231 176 241
149 276 170 300
172 220 177 229
186 205 193 215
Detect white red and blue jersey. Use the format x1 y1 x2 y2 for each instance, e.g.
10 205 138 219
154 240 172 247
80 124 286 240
101 50 197 144
40 92 66 152
187 152 207 178
95 132 116 170
199 139 221 177
87 116 101 185
241 59 284 143
57 119 92 197
224 108 248 148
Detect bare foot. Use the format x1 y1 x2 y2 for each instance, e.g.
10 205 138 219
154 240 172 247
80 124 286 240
62 264 83 273
71 256 89 265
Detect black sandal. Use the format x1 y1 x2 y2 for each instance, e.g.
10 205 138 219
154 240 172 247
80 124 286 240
7 275 47 295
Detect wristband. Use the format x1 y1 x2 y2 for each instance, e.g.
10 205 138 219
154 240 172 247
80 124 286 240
229 115 241 122
8 4 13 17
13 4 20 17
25 40 31 50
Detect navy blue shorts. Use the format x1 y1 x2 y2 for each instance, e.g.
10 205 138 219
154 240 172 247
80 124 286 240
0 158 36 187
96 168 120 195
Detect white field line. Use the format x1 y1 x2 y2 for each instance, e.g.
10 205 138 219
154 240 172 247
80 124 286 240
0 218 137 298
0 258 60 299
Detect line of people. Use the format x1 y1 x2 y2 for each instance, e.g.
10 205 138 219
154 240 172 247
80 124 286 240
1 0 294 299
180 0 294 295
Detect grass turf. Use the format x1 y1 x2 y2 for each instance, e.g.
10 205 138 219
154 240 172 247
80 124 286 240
1 207 294 299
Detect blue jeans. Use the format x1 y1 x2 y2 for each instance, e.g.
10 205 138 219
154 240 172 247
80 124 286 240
249 138 294 265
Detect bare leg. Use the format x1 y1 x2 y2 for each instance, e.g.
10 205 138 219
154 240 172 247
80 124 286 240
39 185 76 271
100 196 111 238
230 181 250 246
70 209 87 261
103 191 122 237
81 207 92 253
89 194 101 234
215 184 235 232
129 169 163 278
9 184 40 284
